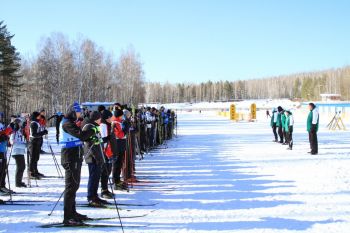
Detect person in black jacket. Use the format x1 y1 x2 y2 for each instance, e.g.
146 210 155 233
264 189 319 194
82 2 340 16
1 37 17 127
81 111 109 207
28 112 48 179
48 112 64 144
99 110 114 199
60 102 97 226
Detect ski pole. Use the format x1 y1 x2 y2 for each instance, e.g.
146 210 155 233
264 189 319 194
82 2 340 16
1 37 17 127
26 147 31 188
5 143 14 203
48 189 64 216
96 132 124 233
46 135 63 178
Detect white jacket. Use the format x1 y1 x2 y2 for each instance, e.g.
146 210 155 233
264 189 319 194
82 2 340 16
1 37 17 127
10 130 26 156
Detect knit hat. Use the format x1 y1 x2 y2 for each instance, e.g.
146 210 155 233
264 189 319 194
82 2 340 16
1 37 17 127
277 106 283 112
98 105 106 112
101 110 112 120
89 111 101 122
31 111 41 121
114 103 121 108
114 109 124 118
73 102 82 113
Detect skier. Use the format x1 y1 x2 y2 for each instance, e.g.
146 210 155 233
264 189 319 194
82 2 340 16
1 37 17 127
99 109 114 199
0 123 13 194
28 111 48 179
9 118 27 187
145 107 154 149
38 108 48 154
167 109 173 140
82 111 109 207
111 109 129 191
270 108 278 142
276 106 284 143
284 110 294 150
48 112 64 144
60 102 97 225
307 103 319 155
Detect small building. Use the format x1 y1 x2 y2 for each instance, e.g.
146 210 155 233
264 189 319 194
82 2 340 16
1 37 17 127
81 102 115 111
320 94 341 102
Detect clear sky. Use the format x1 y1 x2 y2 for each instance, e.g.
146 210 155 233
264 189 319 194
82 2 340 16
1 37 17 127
1 0 350 83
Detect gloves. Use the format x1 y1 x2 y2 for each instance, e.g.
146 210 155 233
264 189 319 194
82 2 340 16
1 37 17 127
43 130 48 135
91 126 100 134
90 136 101 145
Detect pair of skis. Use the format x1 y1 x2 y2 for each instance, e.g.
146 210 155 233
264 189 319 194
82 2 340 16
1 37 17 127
39 216 149 228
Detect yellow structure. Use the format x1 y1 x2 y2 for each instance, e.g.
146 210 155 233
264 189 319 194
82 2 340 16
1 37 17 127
250 103 257 120
217 103 257 122
230 104 236 120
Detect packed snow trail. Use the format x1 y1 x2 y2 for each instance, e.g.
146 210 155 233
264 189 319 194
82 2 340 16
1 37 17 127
1 111 350 232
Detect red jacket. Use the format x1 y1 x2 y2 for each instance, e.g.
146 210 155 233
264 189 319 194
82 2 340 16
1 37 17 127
39 117 46 127
111 116 125 139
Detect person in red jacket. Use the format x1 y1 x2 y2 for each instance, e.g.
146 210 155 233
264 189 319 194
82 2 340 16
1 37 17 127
111 109 129 191
38 108 47 154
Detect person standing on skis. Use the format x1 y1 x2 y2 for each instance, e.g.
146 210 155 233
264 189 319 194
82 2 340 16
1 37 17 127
99 109 114 199
28 111 48 179
0 123 13 194
60 102 97 225
111 109 129 191
82 111 109 207
9 118 27 187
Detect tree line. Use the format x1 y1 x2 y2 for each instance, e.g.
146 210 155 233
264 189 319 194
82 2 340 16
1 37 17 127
2 21 350 122
146 66 350 103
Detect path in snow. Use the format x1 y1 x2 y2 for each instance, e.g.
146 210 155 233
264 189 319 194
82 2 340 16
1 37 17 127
1 111 350 232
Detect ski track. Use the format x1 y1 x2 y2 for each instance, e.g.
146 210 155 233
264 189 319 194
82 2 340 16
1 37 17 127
1 111 350 232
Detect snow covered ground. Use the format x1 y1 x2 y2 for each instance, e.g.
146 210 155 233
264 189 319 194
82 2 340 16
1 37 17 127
1 109 350 233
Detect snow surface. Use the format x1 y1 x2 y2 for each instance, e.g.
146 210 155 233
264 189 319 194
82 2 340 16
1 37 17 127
1 109 350 233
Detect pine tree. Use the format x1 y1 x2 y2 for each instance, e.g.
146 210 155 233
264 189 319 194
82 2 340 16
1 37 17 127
0 21 22 122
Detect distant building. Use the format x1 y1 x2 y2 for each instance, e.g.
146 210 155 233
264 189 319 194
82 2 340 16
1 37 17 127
320 93 341 102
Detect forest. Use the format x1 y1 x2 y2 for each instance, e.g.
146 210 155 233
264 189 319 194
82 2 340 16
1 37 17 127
146 67 350 103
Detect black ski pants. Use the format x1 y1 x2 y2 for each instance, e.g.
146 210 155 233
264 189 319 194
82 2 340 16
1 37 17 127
309 130 318 154
62 161 82 221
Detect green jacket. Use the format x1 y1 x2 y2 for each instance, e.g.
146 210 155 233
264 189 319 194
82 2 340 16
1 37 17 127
284 113 293 132
281 113 286 128
270 111 277 127
276 112 282 127
307 108 319 132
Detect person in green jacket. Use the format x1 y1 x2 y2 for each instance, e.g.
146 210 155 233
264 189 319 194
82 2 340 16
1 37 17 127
270 108 278 142
276 106 284 143
284 110 294 150
307 103 319 155
281 110 287 145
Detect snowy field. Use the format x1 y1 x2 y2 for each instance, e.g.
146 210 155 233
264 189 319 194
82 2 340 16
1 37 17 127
1 110 350 233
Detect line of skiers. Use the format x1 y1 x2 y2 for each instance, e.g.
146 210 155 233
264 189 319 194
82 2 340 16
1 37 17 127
270 103 319 154
0 102 177 226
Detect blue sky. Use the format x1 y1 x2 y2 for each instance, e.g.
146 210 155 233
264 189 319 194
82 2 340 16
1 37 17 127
1 0 350 83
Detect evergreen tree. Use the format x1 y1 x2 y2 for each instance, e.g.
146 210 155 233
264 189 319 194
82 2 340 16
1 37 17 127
0 21 22 122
